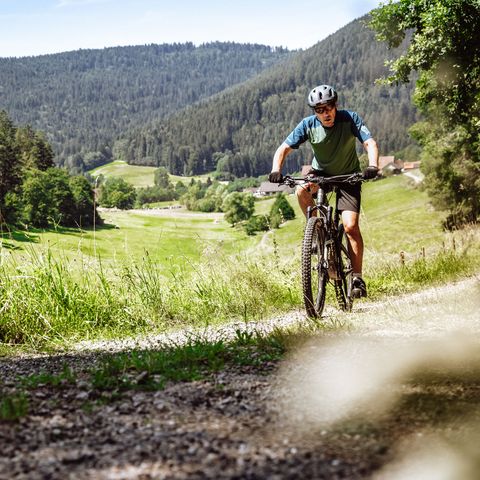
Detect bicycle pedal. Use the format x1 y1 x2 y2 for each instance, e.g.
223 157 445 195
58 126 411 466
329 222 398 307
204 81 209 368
351 287 367 298
351 288 362 298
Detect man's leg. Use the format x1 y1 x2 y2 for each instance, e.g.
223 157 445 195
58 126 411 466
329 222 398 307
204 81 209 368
341 210 363 273
296 184 318 217
342 210 367 297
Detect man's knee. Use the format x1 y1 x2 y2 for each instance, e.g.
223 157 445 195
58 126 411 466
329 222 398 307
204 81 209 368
296 185 309 199
344 223 360 237
296 186 312 207
342 214 361 237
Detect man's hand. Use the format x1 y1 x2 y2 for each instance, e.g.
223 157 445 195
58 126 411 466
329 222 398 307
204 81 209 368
363 166 379 180
269 171 283 183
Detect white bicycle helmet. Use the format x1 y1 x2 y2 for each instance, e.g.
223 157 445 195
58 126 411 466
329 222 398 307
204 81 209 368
307 84 338 107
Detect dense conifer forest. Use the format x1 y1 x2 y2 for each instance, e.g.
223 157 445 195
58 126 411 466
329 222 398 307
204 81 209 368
0 111 98 228
117 17 419 176
0 43 290 172
0 16 418 178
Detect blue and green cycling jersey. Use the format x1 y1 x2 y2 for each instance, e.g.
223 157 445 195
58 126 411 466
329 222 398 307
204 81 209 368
284 110 372 176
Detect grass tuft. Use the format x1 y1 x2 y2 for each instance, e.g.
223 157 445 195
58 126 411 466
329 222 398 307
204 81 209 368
90 329 287 392
18 364 76 389
0 392 29 421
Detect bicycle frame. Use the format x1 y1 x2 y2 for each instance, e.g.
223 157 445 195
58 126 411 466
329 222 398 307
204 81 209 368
305 183 341 227
282 173 363 317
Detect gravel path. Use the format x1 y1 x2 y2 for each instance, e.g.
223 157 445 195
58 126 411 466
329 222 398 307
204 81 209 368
98 206 224 220
1 277 479 479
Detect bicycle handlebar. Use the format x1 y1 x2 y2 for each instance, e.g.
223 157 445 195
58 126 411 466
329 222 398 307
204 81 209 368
280 172 365 188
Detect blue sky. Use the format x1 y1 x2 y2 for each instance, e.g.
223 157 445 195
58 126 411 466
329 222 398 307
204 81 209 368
0 0 381 58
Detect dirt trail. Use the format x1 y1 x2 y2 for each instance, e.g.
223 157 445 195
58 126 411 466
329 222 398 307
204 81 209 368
1 278 479 479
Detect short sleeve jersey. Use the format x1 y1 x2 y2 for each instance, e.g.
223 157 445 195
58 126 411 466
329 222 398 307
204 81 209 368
284 110 372 176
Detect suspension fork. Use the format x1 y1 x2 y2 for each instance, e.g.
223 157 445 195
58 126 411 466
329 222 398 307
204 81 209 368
306 187 326 220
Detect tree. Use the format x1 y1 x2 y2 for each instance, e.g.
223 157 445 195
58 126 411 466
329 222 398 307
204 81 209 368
0 111 99 227
22 168 76 227
154 167 172 189
221 192 255 226
98 177 136 209
180 181 206 211
69 175 99 227
198 182 228 212
0 110 21 223
175 181 187 198
244 214 270 236
15 126 55 171
369 0 480 227
269 193 295 227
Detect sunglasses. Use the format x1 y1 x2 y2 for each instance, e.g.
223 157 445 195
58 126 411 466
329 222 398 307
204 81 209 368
313 104 335 114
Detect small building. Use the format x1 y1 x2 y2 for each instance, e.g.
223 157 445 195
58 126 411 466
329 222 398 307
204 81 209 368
379 156 406 176
379 156 396 170
256 182 295 196
403 161 421 170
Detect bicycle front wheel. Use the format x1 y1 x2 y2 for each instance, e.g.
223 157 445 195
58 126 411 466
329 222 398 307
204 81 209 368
334 224 353 312
301 216 327 318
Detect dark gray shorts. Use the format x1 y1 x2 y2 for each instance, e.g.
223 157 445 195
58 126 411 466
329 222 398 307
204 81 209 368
336 183 362 213
310 182 361 213
307 168 362 213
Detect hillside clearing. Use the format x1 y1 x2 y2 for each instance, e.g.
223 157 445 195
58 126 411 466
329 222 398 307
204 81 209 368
89 161 216 188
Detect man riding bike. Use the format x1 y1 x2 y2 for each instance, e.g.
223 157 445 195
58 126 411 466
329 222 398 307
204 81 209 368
269 84 379 297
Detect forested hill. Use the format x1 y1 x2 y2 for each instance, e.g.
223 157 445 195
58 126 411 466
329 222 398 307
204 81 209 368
119 17 419 177
0 42 291 172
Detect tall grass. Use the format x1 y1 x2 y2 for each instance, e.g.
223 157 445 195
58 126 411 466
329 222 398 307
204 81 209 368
0 249 144 347
0 246 301 349
366 226 480 298
368 250 475 298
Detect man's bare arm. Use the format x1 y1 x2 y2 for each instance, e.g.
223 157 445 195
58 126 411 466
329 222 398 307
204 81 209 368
272 142 294 172
363 138 379 167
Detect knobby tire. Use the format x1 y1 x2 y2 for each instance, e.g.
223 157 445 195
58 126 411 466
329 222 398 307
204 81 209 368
302 217 327 318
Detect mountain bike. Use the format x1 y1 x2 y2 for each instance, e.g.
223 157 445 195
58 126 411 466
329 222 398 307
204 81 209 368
282 172 365 318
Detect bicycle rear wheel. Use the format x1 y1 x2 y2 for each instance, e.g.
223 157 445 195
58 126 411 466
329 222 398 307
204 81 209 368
301 217 327 318
334 224 353 311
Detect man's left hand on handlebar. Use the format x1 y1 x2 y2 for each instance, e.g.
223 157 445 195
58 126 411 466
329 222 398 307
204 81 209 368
362 166 379 180
269 171 284 183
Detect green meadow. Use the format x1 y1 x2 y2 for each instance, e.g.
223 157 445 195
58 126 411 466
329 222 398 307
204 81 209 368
257 175 453 261
89 160 216 188
0 175 472 272
89 161 158 187
0 209 256 267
